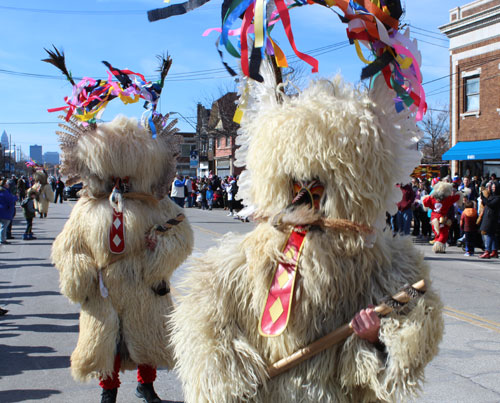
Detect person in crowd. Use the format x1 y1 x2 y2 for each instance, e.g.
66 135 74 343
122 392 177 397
17 175 27 202
48 175 56 192
221 178 229 210
447 183 461 246
185 176 193 208
411 178 422 237
460 200 478 256
419 180 432 240
206 185 214 211
396 182 415 236
6 175 17 239
171 173 186 208
191 179 198 207
225 177 238 216
54 177 65 204
459 176 478 201
214 187 223 208
199 180 208 210
0 178 17 245
21 189 37 240
479 181 500 259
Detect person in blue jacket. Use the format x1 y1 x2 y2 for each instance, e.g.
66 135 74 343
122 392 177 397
0 178 17 245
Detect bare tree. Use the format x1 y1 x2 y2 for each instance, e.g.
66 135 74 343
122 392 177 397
418 107 450 163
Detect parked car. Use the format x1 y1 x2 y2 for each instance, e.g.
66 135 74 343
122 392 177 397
63 182 83 200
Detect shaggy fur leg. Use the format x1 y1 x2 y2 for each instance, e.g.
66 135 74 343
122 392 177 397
432 241 446 253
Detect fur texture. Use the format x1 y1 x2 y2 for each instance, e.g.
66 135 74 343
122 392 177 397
32 171 54 214
172 75 443 402
52 115 193 381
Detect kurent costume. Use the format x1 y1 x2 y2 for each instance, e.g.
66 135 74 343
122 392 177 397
32 170 54 218
148 0 444 400
422 182 462 253
46 49 193 403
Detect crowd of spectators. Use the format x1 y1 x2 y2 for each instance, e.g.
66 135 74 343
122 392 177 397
170 173 240 216
392 173 500 259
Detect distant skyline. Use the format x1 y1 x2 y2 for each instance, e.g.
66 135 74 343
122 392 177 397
0 1 463 152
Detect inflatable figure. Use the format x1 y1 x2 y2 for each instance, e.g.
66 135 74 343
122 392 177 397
52 115 193 403
171 70 443 402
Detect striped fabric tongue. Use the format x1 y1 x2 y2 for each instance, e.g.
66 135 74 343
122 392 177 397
259 227 308 337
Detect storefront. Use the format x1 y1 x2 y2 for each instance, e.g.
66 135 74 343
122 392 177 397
442 139 500 177
216 158 231 178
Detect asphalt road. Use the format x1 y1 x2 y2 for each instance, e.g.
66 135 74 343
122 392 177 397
0 201 499 402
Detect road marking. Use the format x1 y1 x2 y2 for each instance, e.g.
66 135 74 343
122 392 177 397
443 306 500 335
192 225 222 237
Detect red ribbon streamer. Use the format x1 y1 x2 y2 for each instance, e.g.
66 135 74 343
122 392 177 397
240 4 254 78
274 0 318 73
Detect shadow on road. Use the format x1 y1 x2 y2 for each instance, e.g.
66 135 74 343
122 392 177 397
0 291 60 299
0 345 70 377
0 388 62 402
0 321 78 333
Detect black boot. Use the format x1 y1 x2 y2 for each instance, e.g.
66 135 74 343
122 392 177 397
135 382 161 403
101 388 118 403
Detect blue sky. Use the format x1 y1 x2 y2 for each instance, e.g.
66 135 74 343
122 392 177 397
0 0 461 154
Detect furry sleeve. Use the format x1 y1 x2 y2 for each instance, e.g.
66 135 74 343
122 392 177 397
171 236 268 403
51 207 98 304
142 200 194 284
338 239 443 402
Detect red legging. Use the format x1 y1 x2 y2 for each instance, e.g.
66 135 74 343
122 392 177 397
99 354 157 390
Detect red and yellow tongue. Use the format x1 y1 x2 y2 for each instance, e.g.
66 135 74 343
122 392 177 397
259 227 307 337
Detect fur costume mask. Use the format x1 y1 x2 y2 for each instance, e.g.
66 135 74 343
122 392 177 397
171 67 443 402
57 114 179 199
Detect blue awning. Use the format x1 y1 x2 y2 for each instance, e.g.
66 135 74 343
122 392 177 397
442 139 500 161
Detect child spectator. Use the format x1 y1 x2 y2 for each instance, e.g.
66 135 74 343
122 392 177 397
21 189 37 240
206 186 214 211
460 200 478 256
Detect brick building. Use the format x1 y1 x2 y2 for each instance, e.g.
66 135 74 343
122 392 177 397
175 131 197 177
207 92 241 178
440 0 500 177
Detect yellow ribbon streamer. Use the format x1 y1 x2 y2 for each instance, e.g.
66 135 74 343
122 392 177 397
354 40 373 65
254 0 265 48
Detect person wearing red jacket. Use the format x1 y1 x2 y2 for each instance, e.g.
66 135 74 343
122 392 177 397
423 181 461 253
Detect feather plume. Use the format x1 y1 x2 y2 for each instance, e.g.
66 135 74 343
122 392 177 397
42 46 75 85
157 54 173 90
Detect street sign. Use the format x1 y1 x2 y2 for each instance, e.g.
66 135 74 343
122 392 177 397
190 150 199 168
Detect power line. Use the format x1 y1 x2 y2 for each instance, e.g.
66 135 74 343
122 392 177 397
412 36 449 49
407 23 448 38
427 71 500 97
0 5 145 15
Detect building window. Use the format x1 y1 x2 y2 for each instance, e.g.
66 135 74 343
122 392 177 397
225 135 230 147
464 76 479 112
181 144 191 157
217 137 221 148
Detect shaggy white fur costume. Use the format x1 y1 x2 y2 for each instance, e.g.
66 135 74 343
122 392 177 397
52 116 193 381
32 171 54 215
171 74 443 402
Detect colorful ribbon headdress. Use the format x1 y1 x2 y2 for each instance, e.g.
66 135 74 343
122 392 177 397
148 0 426 120
42 46 174 128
